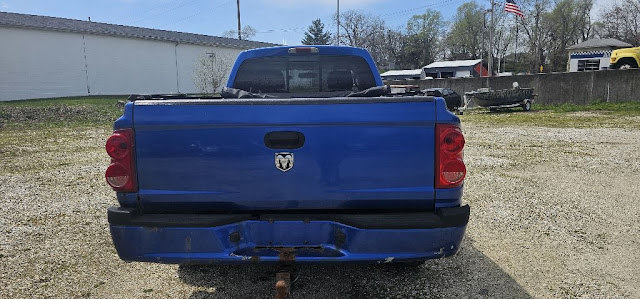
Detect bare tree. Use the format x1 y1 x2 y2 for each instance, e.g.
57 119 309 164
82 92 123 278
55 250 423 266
222 25 257 40
493 10 518 73
517 0 553 72
193 52 234 94
380 29 408 70
334 10 388 69
597 0 640 45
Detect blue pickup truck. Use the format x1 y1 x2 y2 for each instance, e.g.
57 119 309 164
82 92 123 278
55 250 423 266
105 45 469 265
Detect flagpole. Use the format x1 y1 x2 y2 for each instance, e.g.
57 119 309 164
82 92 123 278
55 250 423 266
514 14 518 73
505 0 523 73
488 0 495 78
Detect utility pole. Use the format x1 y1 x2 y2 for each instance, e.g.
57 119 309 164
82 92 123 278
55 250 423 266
236 0 242 40
336 0 340 45
488 0 495 77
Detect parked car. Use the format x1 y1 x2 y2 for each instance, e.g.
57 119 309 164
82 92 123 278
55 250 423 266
422 88 462 111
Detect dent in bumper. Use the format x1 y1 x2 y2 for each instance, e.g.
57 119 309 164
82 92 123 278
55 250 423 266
108 206 469 264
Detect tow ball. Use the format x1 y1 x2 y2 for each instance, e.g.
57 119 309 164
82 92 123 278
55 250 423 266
274 248 295 299
250 245 327 298
274 267 292 299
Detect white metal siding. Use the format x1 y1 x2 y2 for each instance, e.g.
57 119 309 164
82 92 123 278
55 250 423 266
0 27 245 101
0 28 88 101
84 35 178 95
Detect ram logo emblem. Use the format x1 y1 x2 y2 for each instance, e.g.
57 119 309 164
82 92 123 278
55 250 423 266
275 152 294 172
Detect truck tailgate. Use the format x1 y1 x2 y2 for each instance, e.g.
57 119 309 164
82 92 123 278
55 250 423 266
132 97 437 213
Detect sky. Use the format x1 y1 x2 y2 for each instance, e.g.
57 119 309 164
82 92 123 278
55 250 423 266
0 0 608 45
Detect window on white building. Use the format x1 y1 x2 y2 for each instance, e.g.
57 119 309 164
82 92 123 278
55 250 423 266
577 59 600 71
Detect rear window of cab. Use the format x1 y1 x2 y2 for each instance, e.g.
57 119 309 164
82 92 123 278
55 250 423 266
232 55 376 94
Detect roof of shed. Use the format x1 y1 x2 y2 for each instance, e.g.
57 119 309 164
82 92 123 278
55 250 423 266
0 11 277 49
380 69 423 76
423 59 482 69
567 38 632 50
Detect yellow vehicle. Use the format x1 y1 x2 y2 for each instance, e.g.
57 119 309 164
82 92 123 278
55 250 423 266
610 46 640 69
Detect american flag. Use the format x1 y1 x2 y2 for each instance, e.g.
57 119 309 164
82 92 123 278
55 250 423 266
505 0 524 18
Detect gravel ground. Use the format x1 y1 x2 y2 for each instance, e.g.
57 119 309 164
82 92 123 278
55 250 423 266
0 119 638 298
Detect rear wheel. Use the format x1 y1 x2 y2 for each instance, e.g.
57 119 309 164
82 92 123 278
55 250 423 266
522 100 531 111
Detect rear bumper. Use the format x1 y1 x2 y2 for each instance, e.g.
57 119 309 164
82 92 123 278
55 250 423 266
108 205 469 264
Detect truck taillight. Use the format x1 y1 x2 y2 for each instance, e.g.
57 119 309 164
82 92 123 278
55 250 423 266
105 128 137 192
288 47 319 54
435 124 466 188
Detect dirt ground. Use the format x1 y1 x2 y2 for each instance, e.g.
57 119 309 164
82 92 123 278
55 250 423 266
0 117 638 298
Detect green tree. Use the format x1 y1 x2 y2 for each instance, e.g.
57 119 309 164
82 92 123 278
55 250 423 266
302 19 332 45
446 1 486 60
401 9 446 68
546 0 593 71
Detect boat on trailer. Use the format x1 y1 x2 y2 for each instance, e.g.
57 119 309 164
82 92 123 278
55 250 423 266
459 83 535 113
469 88 534 107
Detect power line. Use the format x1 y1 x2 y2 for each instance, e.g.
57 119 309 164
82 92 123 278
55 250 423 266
377 0 445 18
378 0 465 21
128 0 206 25
255 26 306 34
110 0 194 24
254 0 465 41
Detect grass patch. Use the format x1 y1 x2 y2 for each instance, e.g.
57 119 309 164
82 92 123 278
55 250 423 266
461 101 640 129
0 96 126 129
2 96 639 130
536 101 640 115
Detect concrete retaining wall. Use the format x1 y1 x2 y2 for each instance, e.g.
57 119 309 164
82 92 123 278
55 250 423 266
386 70 640 105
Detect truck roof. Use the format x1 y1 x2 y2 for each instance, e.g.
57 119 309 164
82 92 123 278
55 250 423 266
238 45 373 58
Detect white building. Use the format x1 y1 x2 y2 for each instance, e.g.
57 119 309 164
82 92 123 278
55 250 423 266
0 12 275 101
567 38 632 72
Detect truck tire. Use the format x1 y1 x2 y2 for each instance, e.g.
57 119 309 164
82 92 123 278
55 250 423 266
613 58 638 70
522 100 531 112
